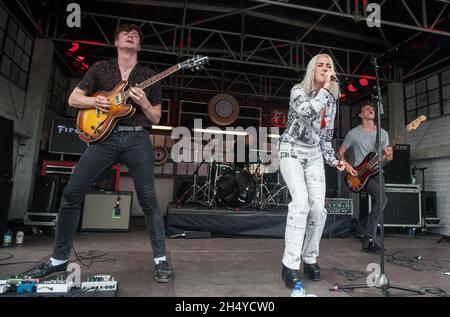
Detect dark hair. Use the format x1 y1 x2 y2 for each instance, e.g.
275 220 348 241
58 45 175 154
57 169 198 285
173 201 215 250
113 23 143 45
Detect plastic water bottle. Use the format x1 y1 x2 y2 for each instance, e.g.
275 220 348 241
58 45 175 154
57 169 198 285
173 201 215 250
2 230 12 247
291 281 306 297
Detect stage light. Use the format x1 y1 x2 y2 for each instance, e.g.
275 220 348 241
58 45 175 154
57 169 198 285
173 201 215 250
68 41 79 52
359 78 369 86
152 125 173 131
193 128 248 136
339 93 347 98
348 83 357 92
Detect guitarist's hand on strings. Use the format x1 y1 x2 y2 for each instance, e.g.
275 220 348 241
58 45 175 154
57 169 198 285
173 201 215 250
93 96 111 113
383 146 393 161
130 86 151 109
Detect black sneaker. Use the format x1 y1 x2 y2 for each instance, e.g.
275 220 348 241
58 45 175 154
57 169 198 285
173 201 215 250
362 239 381 253
154 260 173 283
15 260 68 279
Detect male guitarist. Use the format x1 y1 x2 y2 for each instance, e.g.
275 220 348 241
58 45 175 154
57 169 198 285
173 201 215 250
338 102 393 253
18 24 173 282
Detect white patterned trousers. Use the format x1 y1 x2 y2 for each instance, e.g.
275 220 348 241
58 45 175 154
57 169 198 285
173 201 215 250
279 143 327 270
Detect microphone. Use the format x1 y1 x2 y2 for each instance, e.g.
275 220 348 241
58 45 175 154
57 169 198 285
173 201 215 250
330 75 339 83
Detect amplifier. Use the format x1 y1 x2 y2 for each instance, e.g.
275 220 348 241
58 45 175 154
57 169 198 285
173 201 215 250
368 184 422 227
81 191 132 232
383 144 411 184
325 198 353 215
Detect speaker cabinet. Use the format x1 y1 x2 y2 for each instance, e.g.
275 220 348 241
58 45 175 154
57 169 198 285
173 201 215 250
0 116 14 244
0 116 13 181
31 175 60 213
81 191 133 231
0 181 13 244
384 144 411 184
366 184 421 227
421 191 437 218
325 164 338 198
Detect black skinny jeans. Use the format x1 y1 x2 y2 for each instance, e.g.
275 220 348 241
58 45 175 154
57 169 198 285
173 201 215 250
52 129 166 260
365 173 388 239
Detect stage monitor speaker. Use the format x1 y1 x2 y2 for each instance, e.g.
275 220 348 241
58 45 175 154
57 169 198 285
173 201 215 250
367 184 421 227
421 191 437 218
0 116 13 181
0 181 13 245
384 144 411 184
31 175 60 213
81 191 133 232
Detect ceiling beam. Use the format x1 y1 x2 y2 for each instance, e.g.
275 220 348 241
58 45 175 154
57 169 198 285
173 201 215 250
250 0 450 37
94 0 385 45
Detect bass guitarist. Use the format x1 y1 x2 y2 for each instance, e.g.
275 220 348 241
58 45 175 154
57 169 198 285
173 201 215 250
338 102 393 253
18 23 173 282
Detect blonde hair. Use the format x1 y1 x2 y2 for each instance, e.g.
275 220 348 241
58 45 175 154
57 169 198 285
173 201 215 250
298 54 339 99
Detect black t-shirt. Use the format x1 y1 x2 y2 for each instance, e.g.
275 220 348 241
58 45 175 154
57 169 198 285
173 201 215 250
77 58 162 127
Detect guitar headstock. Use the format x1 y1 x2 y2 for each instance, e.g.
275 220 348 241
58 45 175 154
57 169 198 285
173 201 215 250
180 55 209 71
406 115 427 132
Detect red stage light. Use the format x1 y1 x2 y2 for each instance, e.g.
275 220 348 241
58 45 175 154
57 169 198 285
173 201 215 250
340 93 347 98
75 55 85 62
359 78 369 86
348 84 357 92
68 41 79 52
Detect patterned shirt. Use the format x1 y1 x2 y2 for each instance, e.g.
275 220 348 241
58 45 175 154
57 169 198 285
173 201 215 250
77 58 162 127
279 85 338 166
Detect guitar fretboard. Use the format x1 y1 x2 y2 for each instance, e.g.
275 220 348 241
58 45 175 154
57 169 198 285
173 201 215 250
120 64 181 100
367 129 411 167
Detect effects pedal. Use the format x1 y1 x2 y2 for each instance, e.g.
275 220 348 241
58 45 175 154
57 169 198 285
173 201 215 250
81 275 117 292
37 277 74 293
17 280 37 293
0 280 7 294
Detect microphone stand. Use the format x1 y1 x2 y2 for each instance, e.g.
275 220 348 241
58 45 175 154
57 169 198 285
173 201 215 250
330 57 424 296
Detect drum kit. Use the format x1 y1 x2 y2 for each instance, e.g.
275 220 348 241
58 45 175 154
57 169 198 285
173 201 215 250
178 150 290 210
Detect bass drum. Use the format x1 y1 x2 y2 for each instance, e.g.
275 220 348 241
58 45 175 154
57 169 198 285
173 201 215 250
216 168 257 209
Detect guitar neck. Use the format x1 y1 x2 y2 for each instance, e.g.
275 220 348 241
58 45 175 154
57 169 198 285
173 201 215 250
368 128 410 165
122 64 181 99
389 129 410 148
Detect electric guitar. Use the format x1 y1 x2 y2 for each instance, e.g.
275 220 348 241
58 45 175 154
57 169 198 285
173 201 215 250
76 55 209 143
345 115 427 193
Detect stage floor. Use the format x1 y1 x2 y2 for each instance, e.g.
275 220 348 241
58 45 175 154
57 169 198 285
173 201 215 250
1 218 449 297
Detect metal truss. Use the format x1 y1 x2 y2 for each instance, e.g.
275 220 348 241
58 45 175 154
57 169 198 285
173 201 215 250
250 0 450 37
48 11 394 99
88 56 300 100
16 0 449 98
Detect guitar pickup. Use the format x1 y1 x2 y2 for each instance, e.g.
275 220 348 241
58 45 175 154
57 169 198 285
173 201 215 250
115 95 122 103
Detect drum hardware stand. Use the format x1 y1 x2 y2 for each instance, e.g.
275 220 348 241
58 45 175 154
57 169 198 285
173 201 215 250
263 184 289 208
255 171 273 210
